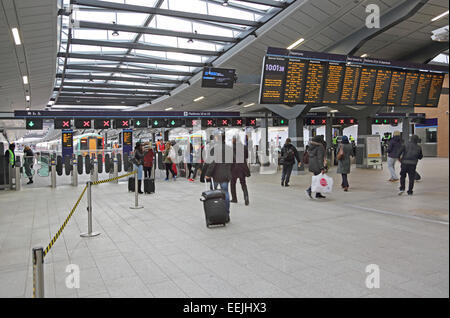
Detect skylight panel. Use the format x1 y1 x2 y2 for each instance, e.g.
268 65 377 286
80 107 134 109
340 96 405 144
166 0 207 14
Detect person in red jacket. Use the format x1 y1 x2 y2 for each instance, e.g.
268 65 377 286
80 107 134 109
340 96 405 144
143 142 155 179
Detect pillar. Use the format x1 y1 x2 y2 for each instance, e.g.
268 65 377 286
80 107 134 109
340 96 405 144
288 116 305 173
402 116 411 143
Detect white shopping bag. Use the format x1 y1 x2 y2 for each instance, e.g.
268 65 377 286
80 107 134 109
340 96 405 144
311 173 333 194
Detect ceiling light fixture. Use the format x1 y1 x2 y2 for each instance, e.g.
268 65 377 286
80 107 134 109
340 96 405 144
360 53 368 58
223 0 229 6
23 75 28 84
287 37 304 50
112 21 119 36
243 103 255 108
330 109 338 113
193 96 204 102
165 107 173 110
26 95 30 102
26 107 30 111
431 10 449 22
11 28 21 45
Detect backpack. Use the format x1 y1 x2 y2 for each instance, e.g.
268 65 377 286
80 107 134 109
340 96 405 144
283 147 295 162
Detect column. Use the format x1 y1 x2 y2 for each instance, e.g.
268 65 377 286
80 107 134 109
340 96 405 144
288 116 305 173
402 116 411 144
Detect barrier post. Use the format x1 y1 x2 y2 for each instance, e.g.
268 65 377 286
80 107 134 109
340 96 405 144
14 166 21 191
71 158 78 187
113 155 119 184
130 170 143 210
32 247 44 298
80 181 101 237
90 157 98 183
50 159 56 188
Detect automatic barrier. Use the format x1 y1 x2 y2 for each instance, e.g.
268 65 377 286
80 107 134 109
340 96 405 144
32 170 138 298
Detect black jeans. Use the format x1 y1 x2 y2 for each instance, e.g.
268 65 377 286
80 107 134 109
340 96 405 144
281 163 293 184
144 166 152 179
165 163 176 179
341 174 349 188
231 176 247 200
400 163 417 194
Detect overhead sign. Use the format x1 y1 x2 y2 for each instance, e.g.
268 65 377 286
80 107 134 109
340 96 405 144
133 118 148 128
202 118 216 128
114 119 131 129
259 47 447 107
167 118 183 128
149 118 166 128
246 118 257 127
54 118 72 129
26 118 43 130
122 129 133 155
61 129 73 158
231 118 244 127
273 117 288 126
201 67 235 89
75 119 92 129
94 119 111 129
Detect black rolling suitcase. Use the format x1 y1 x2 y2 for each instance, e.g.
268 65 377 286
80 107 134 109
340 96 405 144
144 178 155 194
200 179 229 228
128 177 135 192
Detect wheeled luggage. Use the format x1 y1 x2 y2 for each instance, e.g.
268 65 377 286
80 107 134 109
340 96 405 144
128 177 135 192
144 178 155 194
200 179 228 228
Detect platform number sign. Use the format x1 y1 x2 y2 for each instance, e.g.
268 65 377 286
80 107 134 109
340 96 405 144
133 119 148 128
75 119 91 129
54 119 72 129
114 119 131 129
26 118 43 130
94 119 111 129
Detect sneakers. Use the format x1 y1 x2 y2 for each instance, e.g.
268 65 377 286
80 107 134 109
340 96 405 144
230 199 238 203
284 183 290 187
388 178 399 182
27 179 33 184
164 178 169 181
188 178 195 182
407 191 413 196
305 188 313 199
315 193 326 199
344 187 349 192
281 181 284 187
398 189 405 195
173 176 176 181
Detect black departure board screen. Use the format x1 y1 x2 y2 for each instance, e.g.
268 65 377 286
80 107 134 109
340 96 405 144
400 72 420 106
259 48 447 107
340 65 361 104
414 73 433 107
357 67 378 105
322 62 345 104
260 56 287 104
372 69 392 105
304 60 326 104
201 67 235 89
283 59 308 104
387 70 406 106
426 73 445 107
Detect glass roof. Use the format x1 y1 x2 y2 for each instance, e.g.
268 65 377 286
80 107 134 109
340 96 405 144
52 0 292 107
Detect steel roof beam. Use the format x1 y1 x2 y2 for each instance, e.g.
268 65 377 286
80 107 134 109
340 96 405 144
56 73 184 84
56 97 148 104
54 87 166 95
61 82 174 90
199 0 268 14
58 52 205 67
70 0 260 27
76 20 237 43
59 93 158 99
237 0 288 8
66 65 193 76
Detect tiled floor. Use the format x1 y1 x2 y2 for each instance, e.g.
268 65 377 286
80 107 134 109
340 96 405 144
0 158 448 298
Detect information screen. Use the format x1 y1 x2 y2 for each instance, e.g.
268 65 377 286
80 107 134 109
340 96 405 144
340 65 361 104
260 56 287 104
201 67 235 89
387 70 406 106
414 73 433 107
357 67 378 105
123 130 132 147
322 62 345 104
303 60 326 104
400 72 420 106
283 59 308 104
372 69 392 105
62 130 73 149
426 73 445 107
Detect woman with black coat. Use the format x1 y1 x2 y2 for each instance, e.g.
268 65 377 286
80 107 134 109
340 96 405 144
305 135 326 199
230 136 251 205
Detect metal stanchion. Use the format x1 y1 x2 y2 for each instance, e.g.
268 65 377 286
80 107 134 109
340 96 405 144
130 169 143 210
14 166 21 191
90 157 98 183
113 156 118 184
32 247 44 298
80 182 101 237
50 159 56 188
71 158 78 187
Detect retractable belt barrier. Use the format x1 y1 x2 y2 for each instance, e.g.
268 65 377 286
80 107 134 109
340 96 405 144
32 170 138 298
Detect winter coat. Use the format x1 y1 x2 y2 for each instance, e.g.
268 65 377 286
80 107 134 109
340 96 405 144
133 148 145 166
399 135 423 165
387 136 403 159
308 141 325 174
280 143 301 165
336 143 353 174
163 147 172 163
143 149 154 167
231 142 250 179
205 144 232 183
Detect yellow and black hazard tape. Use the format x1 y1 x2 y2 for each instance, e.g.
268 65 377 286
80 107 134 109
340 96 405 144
92 170 136 185
43 184 88 257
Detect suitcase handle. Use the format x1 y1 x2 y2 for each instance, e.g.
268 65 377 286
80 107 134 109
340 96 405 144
200 177 214 201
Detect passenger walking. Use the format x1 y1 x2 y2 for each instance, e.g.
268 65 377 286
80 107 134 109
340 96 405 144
23 145 34 184
398 135 423 196
163 142 176 181
133 142 144 194
306 135 326 199
143 142 154 179
387 131 403 182
187 143 200 182
280 138 301 187
230 136 251 205
336 136 353 191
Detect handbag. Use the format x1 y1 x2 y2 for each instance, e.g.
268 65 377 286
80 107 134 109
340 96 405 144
337 145 344 161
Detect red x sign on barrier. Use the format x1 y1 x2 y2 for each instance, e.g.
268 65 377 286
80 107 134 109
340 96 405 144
83 121 91 127
62 121 70 128
103 120 110 127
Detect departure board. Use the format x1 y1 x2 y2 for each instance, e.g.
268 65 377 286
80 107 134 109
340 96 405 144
426 73 445 107
322 62 345 104
283 59 308 104
387 70 406 106
372 69 392 105
341 65 361 104
357 67 378 105
400 72 420 106
260 56 287 104
303 60 326 104
414 73 433 107
259 48 447 107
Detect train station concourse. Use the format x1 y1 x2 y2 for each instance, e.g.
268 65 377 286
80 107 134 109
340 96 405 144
0 0 449 305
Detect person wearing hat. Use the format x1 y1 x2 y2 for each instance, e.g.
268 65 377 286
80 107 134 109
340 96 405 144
387 131 403 182
305 135 326 199
336 136 353 191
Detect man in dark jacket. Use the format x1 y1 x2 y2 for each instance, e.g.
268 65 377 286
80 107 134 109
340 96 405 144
280 138 301 187
398 135 423 196
230 136 250 205
387 131 403 182
306 135 326 199
24 145 34 184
